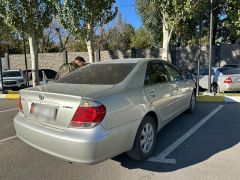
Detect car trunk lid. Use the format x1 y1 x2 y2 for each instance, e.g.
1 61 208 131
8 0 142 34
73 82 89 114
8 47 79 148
20 83 113 129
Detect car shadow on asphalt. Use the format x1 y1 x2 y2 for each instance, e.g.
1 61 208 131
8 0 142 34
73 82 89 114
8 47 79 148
112 103 240 172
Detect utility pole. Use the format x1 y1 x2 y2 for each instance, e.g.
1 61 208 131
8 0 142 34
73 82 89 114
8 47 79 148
23 37 29 87
197 14 203 96
0 57 4 92
208 0 213 93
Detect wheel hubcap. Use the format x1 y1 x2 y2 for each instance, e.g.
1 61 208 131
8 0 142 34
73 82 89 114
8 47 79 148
140 123 154 154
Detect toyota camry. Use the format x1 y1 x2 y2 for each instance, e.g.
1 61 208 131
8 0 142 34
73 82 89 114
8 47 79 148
14 59 196 164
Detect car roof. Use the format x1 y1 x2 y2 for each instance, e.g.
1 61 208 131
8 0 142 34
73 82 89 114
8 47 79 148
95 58 166 64
3 70 21 72
224 64 240 65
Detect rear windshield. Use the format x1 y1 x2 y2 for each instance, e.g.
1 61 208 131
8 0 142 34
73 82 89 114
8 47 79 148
3 71 21 77
56 63 136 85
223 65 238 68
218 68 240 75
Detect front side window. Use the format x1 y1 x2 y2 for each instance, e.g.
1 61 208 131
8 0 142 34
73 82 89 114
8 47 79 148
56 63 136 85
164 63 184 82
144 61 169 85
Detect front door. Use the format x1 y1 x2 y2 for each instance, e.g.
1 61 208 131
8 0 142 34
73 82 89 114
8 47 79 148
144 61 176 124
163 62 189 113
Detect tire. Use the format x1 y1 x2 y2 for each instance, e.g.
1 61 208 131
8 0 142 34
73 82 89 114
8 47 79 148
127 116 157 161
187 91 196 113
20 84 25 90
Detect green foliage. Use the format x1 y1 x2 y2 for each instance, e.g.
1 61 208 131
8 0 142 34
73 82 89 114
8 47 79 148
95 13 135 50
136 0 208 47
0 0 53 36
137 0 240 46
131 27 153 48
67 38 88 52
223 0 240 42
136 0 163 45
55 0 118 41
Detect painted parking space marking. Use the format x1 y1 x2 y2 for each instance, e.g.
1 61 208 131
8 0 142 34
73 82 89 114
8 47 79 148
0 108 18 113
0 135 17 144
148 105 224 164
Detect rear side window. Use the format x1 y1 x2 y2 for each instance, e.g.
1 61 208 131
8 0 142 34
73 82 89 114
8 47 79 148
144 61 169 85
43 70 57 79
218 68 240 75
56 63 136 85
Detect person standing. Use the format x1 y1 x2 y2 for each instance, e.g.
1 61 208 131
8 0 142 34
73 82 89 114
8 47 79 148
55 56 86 79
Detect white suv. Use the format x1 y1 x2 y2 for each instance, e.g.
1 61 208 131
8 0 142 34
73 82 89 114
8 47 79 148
0 70 27 90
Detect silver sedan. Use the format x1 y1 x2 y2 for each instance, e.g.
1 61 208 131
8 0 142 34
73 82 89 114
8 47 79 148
212 67 240 93
199 67 240 93
14 59 196 164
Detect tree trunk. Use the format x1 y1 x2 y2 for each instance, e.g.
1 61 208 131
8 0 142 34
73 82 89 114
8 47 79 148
162 18 172 62
86 23 95 63
28 33 39 86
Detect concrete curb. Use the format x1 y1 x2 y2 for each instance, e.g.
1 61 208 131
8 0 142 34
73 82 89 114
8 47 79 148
1 92 240 102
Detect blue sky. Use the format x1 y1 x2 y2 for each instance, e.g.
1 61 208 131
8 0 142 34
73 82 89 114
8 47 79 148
115 0 142 29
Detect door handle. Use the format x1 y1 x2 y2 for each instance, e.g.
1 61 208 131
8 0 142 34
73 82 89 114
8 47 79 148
149 92 156 97
149 91 157 97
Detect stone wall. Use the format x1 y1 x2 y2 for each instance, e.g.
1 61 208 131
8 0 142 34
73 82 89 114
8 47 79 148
4 44 240 72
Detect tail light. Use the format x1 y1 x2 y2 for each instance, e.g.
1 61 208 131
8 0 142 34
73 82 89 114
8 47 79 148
224 77 233 84
70 99 106 128
18 96 23 113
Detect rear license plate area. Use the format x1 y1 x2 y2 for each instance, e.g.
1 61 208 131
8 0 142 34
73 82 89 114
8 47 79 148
30 103 57 120
236 78 240 83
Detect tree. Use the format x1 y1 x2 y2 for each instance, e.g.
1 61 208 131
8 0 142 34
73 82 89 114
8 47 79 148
220 0 240 44
55 0 118 63
50 18 71 52
0 0 54 86
136 0 208 61
131 27 153 49
0 0 53 86
95 13 135 51
67 37 87 52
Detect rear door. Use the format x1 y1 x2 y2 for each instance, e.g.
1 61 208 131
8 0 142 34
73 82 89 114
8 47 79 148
144 61 176 123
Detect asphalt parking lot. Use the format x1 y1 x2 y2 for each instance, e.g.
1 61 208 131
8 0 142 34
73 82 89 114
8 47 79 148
0 99 240 180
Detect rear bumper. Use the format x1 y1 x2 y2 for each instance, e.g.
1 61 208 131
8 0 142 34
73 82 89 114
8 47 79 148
14 113 139 164
221 84 240 92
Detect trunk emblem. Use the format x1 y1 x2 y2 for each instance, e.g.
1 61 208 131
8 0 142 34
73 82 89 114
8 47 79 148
39 94 45 101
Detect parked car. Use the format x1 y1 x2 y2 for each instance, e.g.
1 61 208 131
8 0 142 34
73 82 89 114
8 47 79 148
211 67 240 93
197 67 218 91
0 70 27 90
28 69 57 81
198 67 240 93
14 59 196 164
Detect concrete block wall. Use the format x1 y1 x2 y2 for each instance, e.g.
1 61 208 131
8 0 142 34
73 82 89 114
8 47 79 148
6 44 240 72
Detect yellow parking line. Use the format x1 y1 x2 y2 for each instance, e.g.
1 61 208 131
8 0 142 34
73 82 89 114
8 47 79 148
197 96 225 103
6 94 20 99
7 91 19 94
